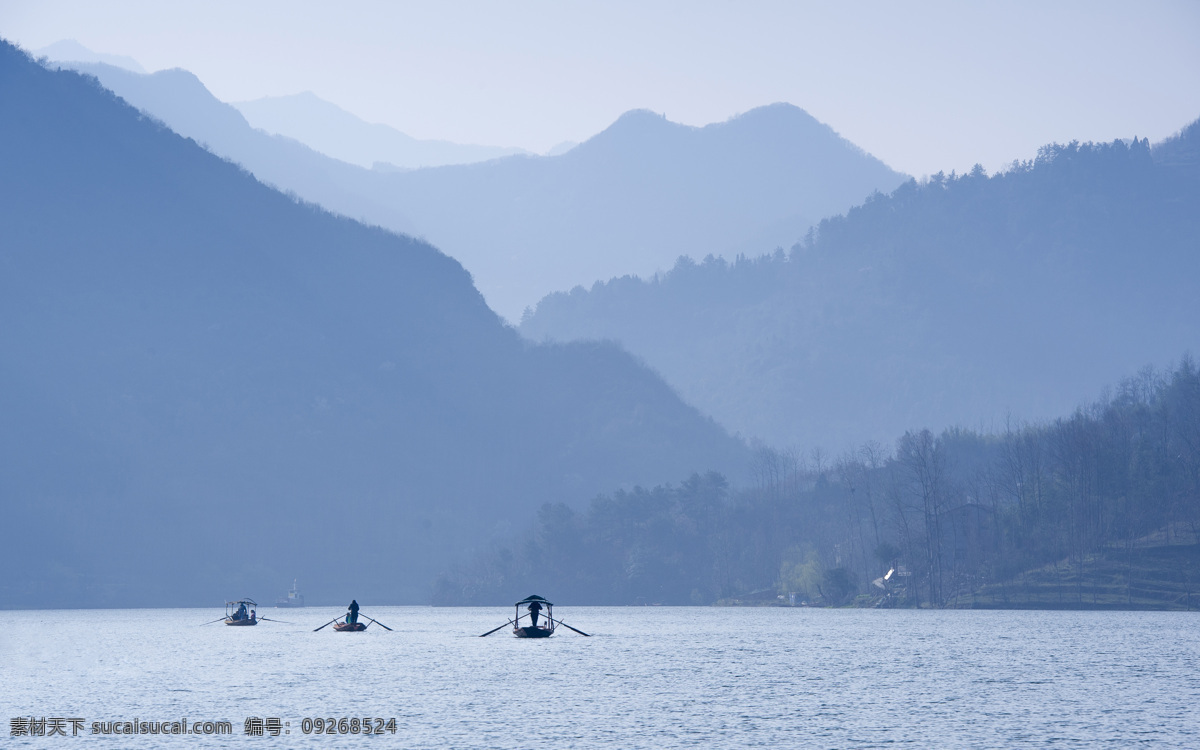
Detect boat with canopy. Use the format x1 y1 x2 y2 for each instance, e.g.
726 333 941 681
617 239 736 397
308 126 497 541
478 594 591 638
224 598 258 626
198 599 288 627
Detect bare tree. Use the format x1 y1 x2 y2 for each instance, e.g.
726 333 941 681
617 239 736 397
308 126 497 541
835 451 868 585
898 429 948 605
858 440 887 551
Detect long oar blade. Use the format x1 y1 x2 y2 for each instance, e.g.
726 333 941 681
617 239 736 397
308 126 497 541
554 618 591 636
362 614 393 631
479 618 515 637
313 617 341 632
258 617 291 624
200 617 227 626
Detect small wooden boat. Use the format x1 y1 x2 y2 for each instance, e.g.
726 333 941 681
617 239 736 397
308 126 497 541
513 595 555 638
200 599 286 627
513 624 554 638
313 601 393 633
478 595 589 638
224 598 258 626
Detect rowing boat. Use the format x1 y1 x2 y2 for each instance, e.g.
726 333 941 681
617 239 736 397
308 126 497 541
224 598 258 626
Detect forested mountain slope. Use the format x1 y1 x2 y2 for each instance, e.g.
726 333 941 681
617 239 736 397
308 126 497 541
437 359 1200 609
522 124 1200 449
0 41 746 608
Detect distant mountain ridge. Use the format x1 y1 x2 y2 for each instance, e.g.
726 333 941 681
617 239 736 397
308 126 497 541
370 102 908 318
45 60 418 235
0 40 746 608
32 51 906 320
522 123 1200 449
233 91 531 169
33 39 146 73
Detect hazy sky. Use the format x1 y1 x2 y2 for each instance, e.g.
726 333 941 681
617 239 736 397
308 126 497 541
3 1 1198 176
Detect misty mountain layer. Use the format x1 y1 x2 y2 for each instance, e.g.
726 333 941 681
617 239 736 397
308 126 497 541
33 39 147 74
233 91 530 169
373 105 908 319
522 127 1200 449
0 41 747 608
36 57 906 321
48 60 419 236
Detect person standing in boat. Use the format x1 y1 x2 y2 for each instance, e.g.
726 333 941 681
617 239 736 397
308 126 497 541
528 599 543 629
234 602 248 621
346 599 360 625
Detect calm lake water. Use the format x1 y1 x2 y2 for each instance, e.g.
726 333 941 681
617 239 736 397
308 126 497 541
2 607 1198 748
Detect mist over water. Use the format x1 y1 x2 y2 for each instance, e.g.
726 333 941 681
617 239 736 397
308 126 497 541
4 607 1198 748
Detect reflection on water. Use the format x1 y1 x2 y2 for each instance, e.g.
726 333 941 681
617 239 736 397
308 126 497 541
2 607 1198 748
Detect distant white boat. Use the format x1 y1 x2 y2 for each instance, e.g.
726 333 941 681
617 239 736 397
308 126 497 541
275 579 305 608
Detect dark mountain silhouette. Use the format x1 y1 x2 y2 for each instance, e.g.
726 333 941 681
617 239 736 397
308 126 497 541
374 104 908 318
0 41 746 608
522 123 1200 450
233 91 530 169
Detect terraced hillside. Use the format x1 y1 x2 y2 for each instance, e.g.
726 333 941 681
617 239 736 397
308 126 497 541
962 526 1200 610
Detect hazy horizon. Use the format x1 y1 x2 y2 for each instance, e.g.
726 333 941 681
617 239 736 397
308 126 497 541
3 1 1198 177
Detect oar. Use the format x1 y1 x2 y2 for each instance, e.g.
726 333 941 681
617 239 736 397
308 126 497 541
551 617 591 636
479 618 515 637
360 614 393 631
313 617 342 632
200 616 227 626
258 617 291 624
479 612 533 637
